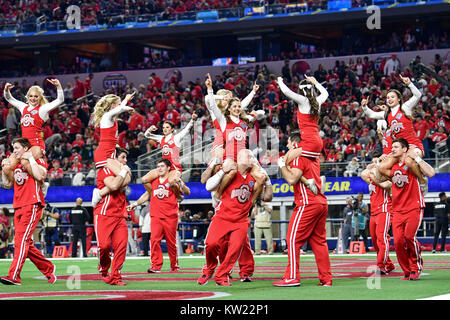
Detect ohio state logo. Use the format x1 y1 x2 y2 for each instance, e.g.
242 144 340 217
21 114 35 127
382 139 388 148
392 170 409 188
390 120 404 134
153 185 169 199
162 144 172 156
14 168 28 185
227 127 246 142
231 185 251 203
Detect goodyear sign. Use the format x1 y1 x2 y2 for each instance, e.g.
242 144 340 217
272 177 363 197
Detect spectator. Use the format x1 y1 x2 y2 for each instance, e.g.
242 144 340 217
72 76 86 100
383 54 400 76
138 203 151 256
344 157 360 177
344 136 362 160
251 200 274 255
0 223 9 258
42 202 61 257
48 159 64 186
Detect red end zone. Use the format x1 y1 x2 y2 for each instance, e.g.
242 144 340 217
0 290 229 300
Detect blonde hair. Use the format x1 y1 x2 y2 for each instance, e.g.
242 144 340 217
26 86 48 106
216 89 232 112
93 94 121 127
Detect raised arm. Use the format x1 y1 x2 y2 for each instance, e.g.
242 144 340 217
400 75 422 116
277 77 308 106
278 157 303 185
174 113 197 146
205 74 226 130
39 79 64 120
241 83 259 111
100 93 135 128
3 83 27 114
305 75 328 106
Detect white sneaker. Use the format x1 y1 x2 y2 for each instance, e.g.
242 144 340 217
42 182 50 197
320 176 326 194
307 179 318 195
91 188 102 207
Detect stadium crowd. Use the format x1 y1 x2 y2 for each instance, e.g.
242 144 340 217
0 49 448 187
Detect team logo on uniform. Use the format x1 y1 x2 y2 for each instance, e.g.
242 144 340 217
14 168 28 185
21 114 35 127
390 120 404 134
227 127 246 142
162 144 172 156
231 185 251 203
392 170 409 188
153 185 169 199
240 122 247 129
396 113 403 120
382 139 388 148
31 110 38 115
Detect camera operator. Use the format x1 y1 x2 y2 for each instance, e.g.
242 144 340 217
42 202 61 257
351 193 369 252
342 197 354 253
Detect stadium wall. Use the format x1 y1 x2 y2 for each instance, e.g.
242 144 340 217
1 48 448 94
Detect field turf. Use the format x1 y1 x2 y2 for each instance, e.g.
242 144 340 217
0 252 449 302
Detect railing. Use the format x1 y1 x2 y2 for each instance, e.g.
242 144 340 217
32 156 450 188
0 0 439 34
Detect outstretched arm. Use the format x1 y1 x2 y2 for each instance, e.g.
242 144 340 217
360 97 385 120
3 83 27 113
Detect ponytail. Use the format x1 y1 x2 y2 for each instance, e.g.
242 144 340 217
93 94 120 127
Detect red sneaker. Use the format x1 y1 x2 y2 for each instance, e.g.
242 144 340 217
272 279 300 287
197 274 210 286
409 272 420 281
47 265 57 284
110 280 127 286
0 277 21 286
400 274 410 280
317 281 332 287
101 273 111 284
216 281 232 286
385 264 395 274
170 267 180 273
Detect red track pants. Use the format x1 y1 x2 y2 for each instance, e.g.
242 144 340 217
203 216 249 283
283 203 332 283
392 208 424 276
94 214 128 283
369 212 395 271
8 204 54 283
150 216 179 270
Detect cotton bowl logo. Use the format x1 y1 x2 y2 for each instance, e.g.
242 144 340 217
14 168 28 185
153 185 169 199
103 74 127 90
392 170 409 188
369 183 376 195
227 127 246 142
21 114 35 127
231 185 251 203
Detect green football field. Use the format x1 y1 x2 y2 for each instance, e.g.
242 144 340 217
0 252 449 302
